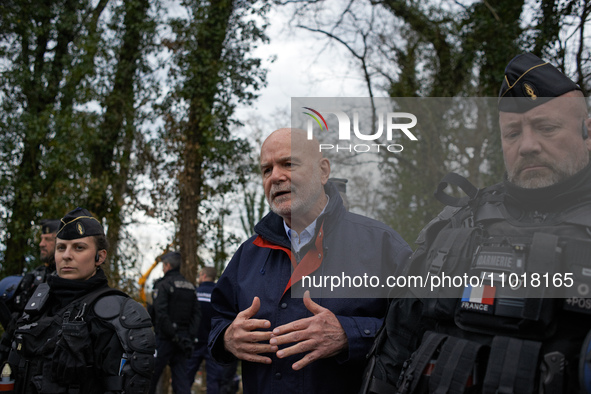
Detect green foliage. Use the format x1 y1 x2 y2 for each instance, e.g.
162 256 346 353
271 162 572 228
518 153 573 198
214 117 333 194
0 0 269 291
0 0 158 289
0 0 110 274
153 0 270 282
376 0 524 243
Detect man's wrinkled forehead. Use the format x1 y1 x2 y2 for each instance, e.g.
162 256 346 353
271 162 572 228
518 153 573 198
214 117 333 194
292 129 323 160
499 93 588 125
260 128 322 163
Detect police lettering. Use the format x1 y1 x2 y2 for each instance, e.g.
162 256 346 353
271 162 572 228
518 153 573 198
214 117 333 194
474 253 513 269
174 281 195 290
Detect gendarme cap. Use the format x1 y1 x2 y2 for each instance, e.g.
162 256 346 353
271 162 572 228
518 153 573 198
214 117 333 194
57 207 104 240
498 53 581 113
40 219 60 234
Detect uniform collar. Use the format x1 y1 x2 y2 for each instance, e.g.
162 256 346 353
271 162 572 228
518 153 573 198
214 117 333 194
504 161 591 212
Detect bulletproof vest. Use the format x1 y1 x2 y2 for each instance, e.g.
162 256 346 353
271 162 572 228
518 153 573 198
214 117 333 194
409 186 591 338
7 284 154 394
13 265 54 312
396 174 591 393
157 273 196 332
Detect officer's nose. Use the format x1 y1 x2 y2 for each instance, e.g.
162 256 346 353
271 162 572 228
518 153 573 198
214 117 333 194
61 245 72 260
517 128 542 157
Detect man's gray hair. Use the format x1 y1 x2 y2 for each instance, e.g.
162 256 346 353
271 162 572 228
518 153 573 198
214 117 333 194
161 251 182 270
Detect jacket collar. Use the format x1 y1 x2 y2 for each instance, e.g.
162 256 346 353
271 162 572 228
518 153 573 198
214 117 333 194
163 267 181 278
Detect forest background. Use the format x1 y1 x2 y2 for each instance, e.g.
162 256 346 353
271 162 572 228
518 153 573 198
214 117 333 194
1 0 590 294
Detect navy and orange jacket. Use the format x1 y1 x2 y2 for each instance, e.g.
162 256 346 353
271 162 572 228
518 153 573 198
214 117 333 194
209 181 412 394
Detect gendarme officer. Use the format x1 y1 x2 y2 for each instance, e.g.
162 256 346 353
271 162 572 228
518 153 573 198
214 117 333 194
13 219 61 311
362 53 591 393
5 207 155 394
149 252 200 394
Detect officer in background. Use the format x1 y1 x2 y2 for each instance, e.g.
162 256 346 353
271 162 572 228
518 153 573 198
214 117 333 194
5 207 155 393
187 267 238 394
13 219 61 311
149 252 200 394
0 218 61 363
362 53 591 393
0 218 60 320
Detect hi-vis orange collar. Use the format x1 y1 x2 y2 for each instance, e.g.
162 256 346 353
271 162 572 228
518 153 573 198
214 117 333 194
253 221 325 296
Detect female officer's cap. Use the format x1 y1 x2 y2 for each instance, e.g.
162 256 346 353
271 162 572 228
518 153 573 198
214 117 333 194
57 207 104 240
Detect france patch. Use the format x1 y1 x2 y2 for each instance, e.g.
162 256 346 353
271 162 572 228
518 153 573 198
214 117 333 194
462 284 496 304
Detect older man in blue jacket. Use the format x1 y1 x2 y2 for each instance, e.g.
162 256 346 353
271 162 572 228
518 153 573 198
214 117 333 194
209 128 412 394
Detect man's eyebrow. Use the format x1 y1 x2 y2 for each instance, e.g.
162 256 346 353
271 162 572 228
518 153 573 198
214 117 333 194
500 120 521 129
529 116 560 124
260 156 292 167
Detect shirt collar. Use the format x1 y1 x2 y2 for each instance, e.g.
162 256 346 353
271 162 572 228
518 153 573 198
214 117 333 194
283 195 329 248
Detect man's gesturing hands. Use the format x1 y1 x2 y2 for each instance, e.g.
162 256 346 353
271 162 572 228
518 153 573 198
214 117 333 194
223 296 277 364
224 291 348 371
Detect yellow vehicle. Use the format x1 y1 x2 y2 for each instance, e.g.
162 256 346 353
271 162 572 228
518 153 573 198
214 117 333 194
138 246 173 307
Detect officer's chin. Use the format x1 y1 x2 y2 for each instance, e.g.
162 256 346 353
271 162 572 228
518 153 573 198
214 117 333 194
513 170 555 189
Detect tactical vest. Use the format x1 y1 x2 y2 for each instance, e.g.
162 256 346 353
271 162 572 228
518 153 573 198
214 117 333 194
153 272 197 336
7 284 155 394
365 173 591 394
13 265 54 312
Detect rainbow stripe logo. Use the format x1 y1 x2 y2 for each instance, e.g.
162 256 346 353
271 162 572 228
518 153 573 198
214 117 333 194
302 107 328 131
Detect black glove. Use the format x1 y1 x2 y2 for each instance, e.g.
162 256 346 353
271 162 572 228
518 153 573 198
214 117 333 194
173 335 194 359
52 321 93 383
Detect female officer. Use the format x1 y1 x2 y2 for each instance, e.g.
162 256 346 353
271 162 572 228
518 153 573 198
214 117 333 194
5 207 155 394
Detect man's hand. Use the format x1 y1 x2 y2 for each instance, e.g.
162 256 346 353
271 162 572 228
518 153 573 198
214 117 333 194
270 291 348 370
224 296 276 364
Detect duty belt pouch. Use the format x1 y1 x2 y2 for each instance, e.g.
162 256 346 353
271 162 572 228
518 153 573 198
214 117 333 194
428 337 486 394
482 336 541 394
398 331 447 393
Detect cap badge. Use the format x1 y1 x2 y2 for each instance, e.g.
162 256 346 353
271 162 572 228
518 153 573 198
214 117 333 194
523 82 537 100
76 222 85 235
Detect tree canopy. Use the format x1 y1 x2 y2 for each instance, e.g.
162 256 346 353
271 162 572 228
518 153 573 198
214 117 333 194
0 0 270 290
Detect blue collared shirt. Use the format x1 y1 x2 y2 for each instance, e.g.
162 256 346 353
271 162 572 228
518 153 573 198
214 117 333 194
283 196 329 253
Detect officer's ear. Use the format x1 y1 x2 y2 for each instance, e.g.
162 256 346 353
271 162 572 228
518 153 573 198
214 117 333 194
585 118 591 152
95 249 107 266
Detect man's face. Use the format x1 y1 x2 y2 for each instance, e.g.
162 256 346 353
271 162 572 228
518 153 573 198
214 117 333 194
500 93 591 188
55 236 103 281
260 129 328 221
39 232 56 263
